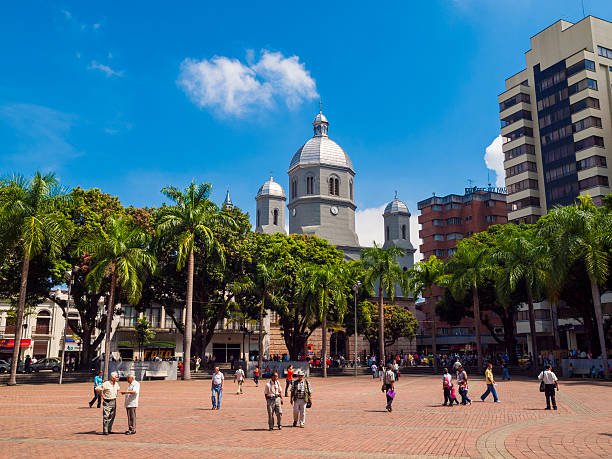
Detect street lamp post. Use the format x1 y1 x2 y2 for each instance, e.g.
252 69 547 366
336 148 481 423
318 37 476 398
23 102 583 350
59 267 78 385
353 281 361 378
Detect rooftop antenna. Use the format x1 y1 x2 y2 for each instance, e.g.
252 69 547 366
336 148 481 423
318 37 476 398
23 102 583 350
319 100 322 114
487 169 491 188
468 178 474 188
581 0 586 18
269 170 273 181
394 190 398 199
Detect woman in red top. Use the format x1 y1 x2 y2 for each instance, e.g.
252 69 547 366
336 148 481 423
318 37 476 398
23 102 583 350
254 366 260 387
285 365 294 397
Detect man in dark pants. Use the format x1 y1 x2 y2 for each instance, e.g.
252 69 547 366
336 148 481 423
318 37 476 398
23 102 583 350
383 366 395 412
96 371 120 435
538 364 559 410
89 371 103 408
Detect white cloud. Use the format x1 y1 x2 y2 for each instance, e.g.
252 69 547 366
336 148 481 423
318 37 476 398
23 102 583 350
0 103 80 170
177 49 318 116
93 23 101 30
62 9 71 20
355 204 422 262
484 135 505 188
88 61 124 78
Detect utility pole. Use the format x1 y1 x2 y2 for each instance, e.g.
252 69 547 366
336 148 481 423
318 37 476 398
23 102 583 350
59 267 78 384
353 281 361 377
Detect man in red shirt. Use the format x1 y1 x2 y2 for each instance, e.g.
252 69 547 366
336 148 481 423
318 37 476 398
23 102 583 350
285 365 294 397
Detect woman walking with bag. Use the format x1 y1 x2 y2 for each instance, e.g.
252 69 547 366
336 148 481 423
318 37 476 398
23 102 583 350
383 366 396 412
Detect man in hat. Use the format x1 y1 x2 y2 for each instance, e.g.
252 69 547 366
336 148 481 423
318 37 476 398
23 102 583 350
290 369 312 428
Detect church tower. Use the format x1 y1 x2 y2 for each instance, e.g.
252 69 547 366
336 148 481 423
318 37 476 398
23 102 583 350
287 108 360 260
255 175 286 234
383 194 416 295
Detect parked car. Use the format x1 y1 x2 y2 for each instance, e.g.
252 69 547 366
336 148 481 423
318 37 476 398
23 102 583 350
0 360 9 373
31 358 61 372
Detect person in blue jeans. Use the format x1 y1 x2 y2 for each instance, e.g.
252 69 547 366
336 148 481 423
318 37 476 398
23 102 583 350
480 363 499 402
211 367 224 409
501 363 510 381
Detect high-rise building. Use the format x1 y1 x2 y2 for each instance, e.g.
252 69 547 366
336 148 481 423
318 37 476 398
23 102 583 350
416 187 508 353
499 16 612 224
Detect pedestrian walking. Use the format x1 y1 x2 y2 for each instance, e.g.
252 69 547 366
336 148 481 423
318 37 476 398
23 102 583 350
96 371 120 435
538 364 559 410
480 363 499 402
24 355 32 373
449 381 460 406
457 365 472 405
195 356 201 373
264 371 283 430
121 373 140 435
285 364 294 397
211 366 224 409
234 367 245 394
254 366 260 387
502 362 510 381
290 369 311 428
371 363 377 379
89 371 103 408
383 366 396 412
442 368 452 406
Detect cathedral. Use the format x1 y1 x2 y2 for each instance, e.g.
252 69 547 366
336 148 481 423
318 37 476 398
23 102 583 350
254 108 416 269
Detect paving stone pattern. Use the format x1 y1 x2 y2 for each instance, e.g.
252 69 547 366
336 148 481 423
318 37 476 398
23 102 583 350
0 375 610 458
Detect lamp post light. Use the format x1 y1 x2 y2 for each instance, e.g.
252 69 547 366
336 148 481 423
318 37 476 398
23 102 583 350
352 281 361 378
59 267 79 385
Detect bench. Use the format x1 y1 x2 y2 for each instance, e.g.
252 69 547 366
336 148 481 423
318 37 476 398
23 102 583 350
145 370 168 380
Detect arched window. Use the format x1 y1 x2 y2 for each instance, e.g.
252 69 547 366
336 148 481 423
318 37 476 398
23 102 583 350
291 179 298 199
256 210 260 227
35 310 51 334
273 209 279 226
329 177 339 196
402 225 407 240
306 176 314 195
349 180 353 200
386 226 390 241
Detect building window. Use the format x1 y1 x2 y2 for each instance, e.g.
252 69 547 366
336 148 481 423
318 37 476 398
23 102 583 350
273 209 278 226
568 78 598 95
465 215 472 221
597 45 612 60
147 307 161 328
545 163 576 183
504 143 535 161
539 106 571 130
349 180 353 200
432 205 442 211
121 306 139 328
386 226 390 241
434 249 446 257
499 92 530 112
570 97 600 114
541 125 572 146
506 161 537 178
543 143 574 164
433 234 444 241
256 210 260 227
446 217 462 226
507 178 538 194
35 311 51 334
537 87 568 111
291 179 298 199
503 126 533 144
577 155 607 171
548 182 579 202
538 69 566 92
573 116 602 133
508 196 540 211
329 177 339 196
306 176 314 195
500 109 532 128
535 309 551 320
447 248 457 256
575 135 604 152
485 215 497 223
432 219 444 226
401 225 406 240
566 59 595 77
445 203 461 210
579 175 609 190
164 308 183 329
446 233 463 240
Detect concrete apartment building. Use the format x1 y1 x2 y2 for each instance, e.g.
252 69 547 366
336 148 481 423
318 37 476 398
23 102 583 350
416 187 509 354
500 16 612 224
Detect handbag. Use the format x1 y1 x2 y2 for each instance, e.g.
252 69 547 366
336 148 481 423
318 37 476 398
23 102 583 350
539 381 545 392
306 401 312 408
386 389 396 399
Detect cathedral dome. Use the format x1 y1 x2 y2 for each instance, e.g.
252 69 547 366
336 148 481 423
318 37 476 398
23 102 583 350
288 110 354 172
256 176 286 199
384 195 410 216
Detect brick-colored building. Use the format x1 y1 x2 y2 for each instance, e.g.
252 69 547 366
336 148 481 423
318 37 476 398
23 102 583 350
416 187 508 354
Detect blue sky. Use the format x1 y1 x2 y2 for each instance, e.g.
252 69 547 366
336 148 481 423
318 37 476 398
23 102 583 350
2 1 612 250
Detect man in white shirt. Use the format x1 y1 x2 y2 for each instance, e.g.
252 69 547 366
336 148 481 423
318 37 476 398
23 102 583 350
121 373 140 435
538 364 559 410
211 367 224 410
96 371 120 435
234 367 245 394
383 366 396 412
264 371 283 430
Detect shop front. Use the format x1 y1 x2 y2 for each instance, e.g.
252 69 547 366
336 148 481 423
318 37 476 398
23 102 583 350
0 338 31 361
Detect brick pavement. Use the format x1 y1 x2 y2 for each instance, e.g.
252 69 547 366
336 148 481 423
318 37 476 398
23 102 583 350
0 374 610 458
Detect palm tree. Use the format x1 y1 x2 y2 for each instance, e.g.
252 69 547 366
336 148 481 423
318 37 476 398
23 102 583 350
360 244 405 365
303 264 348 377
250 262 285 372
0 172 72 386
445 241 491 373
156 182 234 380
490 228 550 372
81 217 156 379
542 196 612 378
406 255 444 370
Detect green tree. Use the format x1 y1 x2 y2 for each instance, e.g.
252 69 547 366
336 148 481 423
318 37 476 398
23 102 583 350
0 172 73 385
303 264 348 377
490 226 550 370
361 243 406 364
81 217 156 379
444 239 492 372
406 255 444 369
541 196 612 378
135 318 156 360
156 181 234 380
359 302 418 353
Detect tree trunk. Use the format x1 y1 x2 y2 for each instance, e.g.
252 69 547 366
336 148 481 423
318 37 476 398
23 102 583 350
258 296 264 373
378 283 385 365
526 287 539 374
8 255 30 386
589 275 610 379
502 312 518 365
322 312 328 378
183 249 194 380
103 272 117 380
472 286 483 373
430 287 437 371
